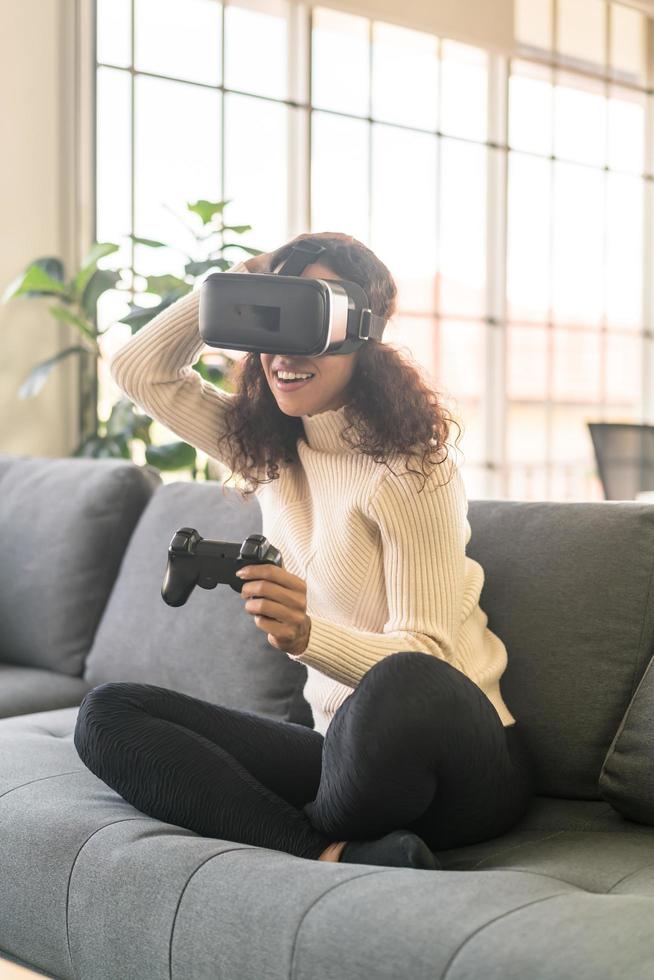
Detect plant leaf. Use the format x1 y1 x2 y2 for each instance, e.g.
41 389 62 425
187 199 233 225
80 268 122 319
105 396 152 440
117 292 191 333
18 345 91 398
49 304 99 347
131 235 172 249
192 358 232 388
3 260 69 302
185 257 231 276
220 244 264 257
145 440 197 470
143 274 190 297
73 241 120 297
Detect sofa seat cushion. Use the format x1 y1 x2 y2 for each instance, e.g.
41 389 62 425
0 665 91 720
3 709 654 980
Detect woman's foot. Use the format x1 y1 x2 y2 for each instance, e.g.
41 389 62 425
318 841 347 861
319 831 439 869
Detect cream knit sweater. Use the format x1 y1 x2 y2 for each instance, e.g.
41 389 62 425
108 260 517 734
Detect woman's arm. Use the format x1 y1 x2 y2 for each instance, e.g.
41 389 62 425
287 458 469 687
108 261 250 468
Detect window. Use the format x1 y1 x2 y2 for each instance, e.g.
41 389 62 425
95 0 652 500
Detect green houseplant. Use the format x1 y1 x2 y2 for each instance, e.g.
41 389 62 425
1 199 262 480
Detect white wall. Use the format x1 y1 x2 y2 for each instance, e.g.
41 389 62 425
0 0 91 457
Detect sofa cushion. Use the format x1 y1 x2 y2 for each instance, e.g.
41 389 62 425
0 664 91 720
466 499 654 800
598 652 654 824
0 454 160 678
3 708 654 980
83 480 313 726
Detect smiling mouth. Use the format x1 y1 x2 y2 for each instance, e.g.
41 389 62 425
273 371 315 391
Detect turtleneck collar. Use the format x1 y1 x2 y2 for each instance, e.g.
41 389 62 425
300 404 360 454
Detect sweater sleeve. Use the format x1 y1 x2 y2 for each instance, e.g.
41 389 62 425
108 260 250 468
287 456 468 688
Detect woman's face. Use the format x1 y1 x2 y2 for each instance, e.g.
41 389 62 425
259 261 359 418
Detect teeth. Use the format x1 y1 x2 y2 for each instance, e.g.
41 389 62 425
276 370 313 380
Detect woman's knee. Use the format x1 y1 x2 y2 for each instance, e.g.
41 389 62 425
74 682 153 759
362 651 473 703
358 651 500 733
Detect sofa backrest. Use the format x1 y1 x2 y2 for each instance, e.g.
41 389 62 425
466 498 654 799
0 454 160 677
83 478 313 727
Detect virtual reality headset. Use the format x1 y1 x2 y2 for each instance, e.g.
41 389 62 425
198 240 388 356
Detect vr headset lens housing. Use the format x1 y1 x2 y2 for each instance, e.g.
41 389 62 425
199 273 356 356
198 238 387 356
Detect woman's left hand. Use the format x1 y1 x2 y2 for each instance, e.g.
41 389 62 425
236 564 312 657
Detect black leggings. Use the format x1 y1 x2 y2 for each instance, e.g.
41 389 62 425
74 651 536 861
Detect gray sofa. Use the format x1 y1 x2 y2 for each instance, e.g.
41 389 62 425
2 452 654 980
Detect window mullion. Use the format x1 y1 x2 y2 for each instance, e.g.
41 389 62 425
643 17 654 424
486 49 509 499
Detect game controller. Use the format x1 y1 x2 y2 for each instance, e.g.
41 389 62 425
161 529 283 607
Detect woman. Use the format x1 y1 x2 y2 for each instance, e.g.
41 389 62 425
74 231 535 870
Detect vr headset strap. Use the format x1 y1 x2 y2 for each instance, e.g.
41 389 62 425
277 242 327 276
358 310 387 342
279 241 388 343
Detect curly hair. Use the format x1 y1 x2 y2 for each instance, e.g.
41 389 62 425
215 231 463 498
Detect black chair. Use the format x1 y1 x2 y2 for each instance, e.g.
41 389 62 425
587 421 654 500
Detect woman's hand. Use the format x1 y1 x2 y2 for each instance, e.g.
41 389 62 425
236 563 312 657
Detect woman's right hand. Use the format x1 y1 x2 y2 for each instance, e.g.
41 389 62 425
243 250 278 274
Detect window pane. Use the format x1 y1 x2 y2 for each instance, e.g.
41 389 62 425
97 67 132 266
605 332 642 404
507 464 549 500
507 153 552 323
437 320 484 400
608 86 645 175
552 161 604 327
507 325 549 400
225 0 289 101
452 400 483 464
514 0 552 51
508 59 553 156
552 328 602 401
371 22 438 129
556 0 606 70
97 0 131 67
134 75 221 276
312 8 369 117
385 315 438 385
550 404 597 463
135 0 221 86
460 461 487 500
439 139 486 317
370 124 437 311
507 404 548 462
554 71 606 167
311 112 369 245
549 460 597 500
440 40 488 142
224 93 289 251
606 171 643 330
610 2 647 84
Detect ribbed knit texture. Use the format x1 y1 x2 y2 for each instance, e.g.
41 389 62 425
108 260 516 734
